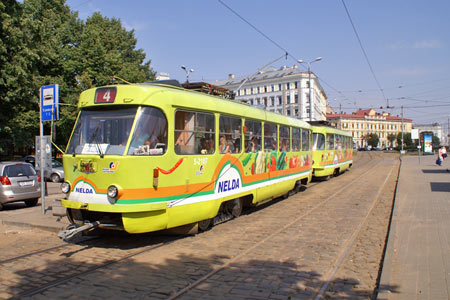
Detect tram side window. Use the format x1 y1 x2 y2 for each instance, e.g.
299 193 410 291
174 110 215 155
264 123 277 151
244 120 262 153
292 128 300 151
335 135 342 150
279 125 290 152
219 115 242 154
326 134 335 150
301 129 310 151
313 133 325 150
128 107 168 156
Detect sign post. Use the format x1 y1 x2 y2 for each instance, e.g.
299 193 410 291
411 129 420 164
39 84 59 214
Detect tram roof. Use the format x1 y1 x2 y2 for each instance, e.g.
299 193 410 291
79 83 311 129
311 125 352 137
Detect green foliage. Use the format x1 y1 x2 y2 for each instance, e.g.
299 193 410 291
0 0 156 156
367 133 379 148
396 132 413 150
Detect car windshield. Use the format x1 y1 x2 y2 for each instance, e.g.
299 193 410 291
52 160 63 168
66 107 137 155
3 164 36 177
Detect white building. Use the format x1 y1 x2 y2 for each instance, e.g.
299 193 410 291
413 123 445 145
215 65 327 121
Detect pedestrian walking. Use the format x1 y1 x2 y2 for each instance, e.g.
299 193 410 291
442 146 447 160
436 147 443 166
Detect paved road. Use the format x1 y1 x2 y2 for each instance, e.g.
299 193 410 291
0 152 399 299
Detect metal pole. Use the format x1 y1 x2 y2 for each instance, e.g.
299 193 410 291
401 105 404 153
308 64 313 122
39 93 46 214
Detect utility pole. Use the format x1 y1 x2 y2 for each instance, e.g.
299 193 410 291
401 105 404 153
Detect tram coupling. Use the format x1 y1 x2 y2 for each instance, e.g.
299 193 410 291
58 221 101 241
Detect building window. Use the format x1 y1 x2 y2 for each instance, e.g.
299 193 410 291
287 95 291 103
270 96 275 106
294 94 298 104
278 96 282 106
271 85 274 91
286 82 290 89
295 81 298 89
287 109 291 115
278 84 282 91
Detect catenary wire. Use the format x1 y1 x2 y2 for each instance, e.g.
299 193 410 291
341 0 389 107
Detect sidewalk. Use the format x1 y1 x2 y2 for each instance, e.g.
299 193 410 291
377 154 450 299
0 192 69 233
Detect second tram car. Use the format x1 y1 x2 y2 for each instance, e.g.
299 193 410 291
59 82 313 237
311 125 353 179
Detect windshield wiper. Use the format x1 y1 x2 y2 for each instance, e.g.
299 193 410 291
88 122 105 158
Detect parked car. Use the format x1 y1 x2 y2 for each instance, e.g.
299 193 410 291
0 161 41 210
17 155 36 166
35 159 65 183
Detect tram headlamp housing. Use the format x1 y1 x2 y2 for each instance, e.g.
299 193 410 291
107 185 119 198
61 182 71 194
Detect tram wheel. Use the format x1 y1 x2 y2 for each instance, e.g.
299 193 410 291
198 218 212 231
227 198 243 218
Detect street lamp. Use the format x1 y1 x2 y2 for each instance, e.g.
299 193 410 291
298 57 322 122
181 65 194 83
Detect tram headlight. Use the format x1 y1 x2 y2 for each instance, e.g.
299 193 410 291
107 185 119 198
61 182 71 194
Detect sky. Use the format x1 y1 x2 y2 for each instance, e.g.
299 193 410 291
66 0 450 128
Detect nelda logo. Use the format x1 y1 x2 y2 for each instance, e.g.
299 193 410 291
73 181 95 194
215 164 242 195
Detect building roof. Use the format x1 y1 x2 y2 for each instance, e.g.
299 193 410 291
327 109 412 122
214 65 307 87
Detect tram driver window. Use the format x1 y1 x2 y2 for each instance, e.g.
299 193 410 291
313 133 325 150
128 107 168 156
174 110 215 155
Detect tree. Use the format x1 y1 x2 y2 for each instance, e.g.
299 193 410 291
432 135 440 148
387 134 396 148
0 1 156 155
396 132 412 149
367 133 379 148
0 0 27 154
74 12 156 90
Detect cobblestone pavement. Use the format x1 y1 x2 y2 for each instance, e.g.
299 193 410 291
0 152 399 300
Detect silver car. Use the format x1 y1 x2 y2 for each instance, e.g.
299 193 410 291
35 159 65 183
0 161 41 210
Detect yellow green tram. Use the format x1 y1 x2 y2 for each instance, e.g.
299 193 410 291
311 126 353 179
59 82 313 236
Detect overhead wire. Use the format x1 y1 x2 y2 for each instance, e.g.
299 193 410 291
341 0 389 108
217 0 351 105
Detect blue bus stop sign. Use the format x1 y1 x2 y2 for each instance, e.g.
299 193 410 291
40 84 59 121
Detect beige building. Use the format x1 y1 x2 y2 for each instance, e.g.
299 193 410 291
327 109 412 148
215 65 327 121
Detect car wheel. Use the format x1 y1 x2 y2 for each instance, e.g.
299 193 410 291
25 198 39 207
50 173 61 183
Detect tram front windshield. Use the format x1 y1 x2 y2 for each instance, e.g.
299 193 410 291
67 107 137 155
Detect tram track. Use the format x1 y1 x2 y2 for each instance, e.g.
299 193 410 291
166 152 388 299
7 235 180 300
1 152 395 300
